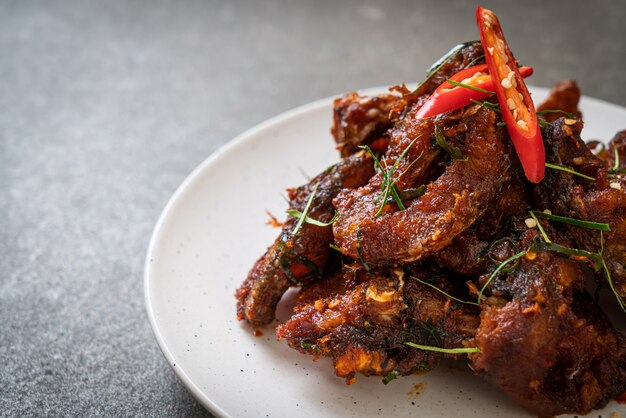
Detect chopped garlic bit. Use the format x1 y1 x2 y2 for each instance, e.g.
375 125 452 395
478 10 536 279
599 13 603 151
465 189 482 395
543 209 552 215
610 182 622 190
525 218 537 228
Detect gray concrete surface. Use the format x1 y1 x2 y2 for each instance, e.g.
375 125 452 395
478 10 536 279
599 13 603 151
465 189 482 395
1 0 624 416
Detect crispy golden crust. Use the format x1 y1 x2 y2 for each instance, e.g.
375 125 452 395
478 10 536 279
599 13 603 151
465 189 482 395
333 106 512 266
235 152 375 326
471 251 626 417
236 77 626 417
331 92 401 157
277 268 479 381
536 118 626 300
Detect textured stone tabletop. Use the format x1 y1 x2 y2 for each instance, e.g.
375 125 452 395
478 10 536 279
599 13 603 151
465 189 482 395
1 0 624 416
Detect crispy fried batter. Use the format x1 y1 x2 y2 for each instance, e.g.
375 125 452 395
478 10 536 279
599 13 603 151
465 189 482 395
277 269 479 381
472 250 626 417
433 174 530 277
333 106 513 266
236 77 626 418
331 92 401 157
536 118 626 300
235 152 374 326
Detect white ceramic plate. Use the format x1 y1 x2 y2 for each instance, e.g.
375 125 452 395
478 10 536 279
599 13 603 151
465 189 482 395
145 87 626 418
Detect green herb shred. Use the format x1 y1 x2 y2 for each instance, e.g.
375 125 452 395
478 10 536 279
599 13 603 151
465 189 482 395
435 125 467 161
405 342 480 354
446 79 494 95
382 370 401 385
360 137 419 216
291 182 319 235
287 209 339 227
478 250 527 303
411 276 479 306
544 163 596 181
529 210 610 231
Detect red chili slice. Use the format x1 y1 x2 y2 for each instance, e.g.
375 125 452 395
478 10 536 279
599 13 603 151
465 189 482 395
416 63 533 119
476 6 545 183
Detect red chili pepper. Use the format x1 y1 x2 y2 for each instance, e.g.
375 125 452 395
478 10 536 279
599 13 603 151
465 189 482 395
476 6 545 183
416 64 533 119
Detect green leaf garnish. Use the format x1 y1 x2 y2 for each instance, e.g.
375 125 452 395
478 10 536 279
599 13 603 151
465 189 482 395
529 210 610 231
538 118 551 129
530 218 624 312
446 79 494 95
545 162 596 181
405 342 480 354
382 370 400 385
435 125 467 161
300 341 323 354
329 243 343 253
486 238 521 272
360 137 419 216
529 211 552 243
385 186 426 205
464 54 486 69
610 147 620 174
537 241 602 262
278 242 321 285
410 276 479 306
599 232 626 311
287 209 339 227
536 109 575 118
478 250 527 303
470 99 501 113
291 182 319 235
412 41 480 96
599 258 626 312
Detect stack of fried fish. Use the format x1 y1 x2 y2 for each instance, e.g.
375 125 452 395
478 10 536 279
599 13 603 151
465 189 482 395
235 42 626 417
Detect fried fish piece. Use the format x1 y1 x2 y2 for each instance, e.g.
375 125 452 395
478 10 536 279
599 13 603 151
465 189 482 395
277 268 479 381
235 152 374 326
471 249 626 417
333 106 513 266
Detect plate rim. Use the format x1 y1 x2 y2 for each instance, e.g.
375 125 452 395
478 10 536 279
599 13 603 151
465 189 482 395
144 85 626 417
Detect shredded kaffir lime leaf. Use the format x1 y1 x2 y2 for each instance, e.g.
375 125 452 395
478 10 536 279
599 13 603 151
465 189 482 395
411 276 479 306
545 163 596 181
529 210 610 231
382 370 400 385
405 342 480 354
435 125 466 161
359 137 420 216
287 209 338 227
291 183 319 235
478 250 527 303
446 79 494 95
